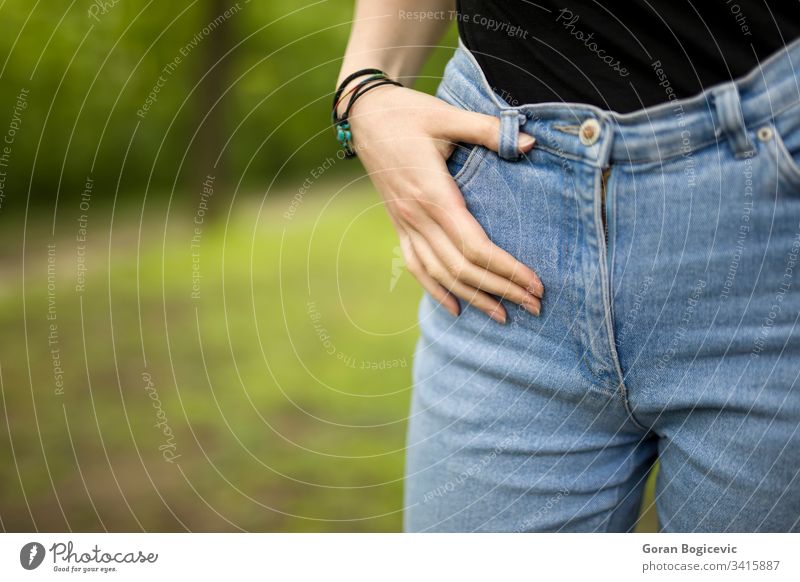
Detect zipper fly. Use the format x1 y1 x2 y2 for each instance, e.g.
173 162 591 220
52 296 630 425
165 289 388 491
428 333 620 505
601 167 611 247
595 166 626 392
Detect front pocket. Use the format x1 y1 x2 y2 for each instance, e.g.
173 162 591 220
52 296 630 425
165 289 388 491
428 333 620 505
770 123 800 193
762 102 800 194
435 81 490 190
445 143 487 188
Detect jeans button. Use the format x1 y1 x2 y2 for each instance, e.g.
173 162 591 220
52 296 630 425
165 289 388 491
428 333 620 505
579 118 601 146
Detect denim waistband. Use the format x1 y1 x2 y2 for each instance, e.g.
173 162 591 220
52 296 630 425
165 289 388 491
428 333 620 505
439 38 800 167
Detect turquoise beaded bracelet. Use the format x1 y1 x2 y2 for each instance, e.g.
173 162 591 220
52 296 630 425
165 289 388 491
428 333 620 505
332 70 402 158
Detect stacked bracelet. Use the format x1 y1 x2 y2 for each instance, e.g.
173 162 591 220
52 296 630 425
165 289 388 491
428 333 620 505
332 68 403 158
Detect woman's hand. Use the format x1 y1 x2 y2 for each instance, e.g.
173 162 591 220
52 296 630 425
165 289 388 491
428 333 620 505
347 85 544 324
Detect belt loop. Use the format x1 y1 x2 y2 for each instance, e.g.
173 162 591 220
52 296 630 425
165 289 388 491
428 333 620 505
713 83 755 158
498 109 527 161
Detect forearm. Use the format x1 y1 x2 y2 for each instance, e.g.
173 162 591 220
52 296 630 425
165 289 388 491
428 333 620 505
337 0 455 88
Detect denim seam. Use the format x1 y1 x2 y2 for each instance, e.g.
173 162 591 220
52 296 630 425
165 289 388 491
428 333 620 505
436 98 791 169
740 88 800 134
448 145 476 184
593 171 624 387
591 168 649 431
767 123 800 190
438 83 492 189
453 37 800 166
575 169 604 393
614 104 798 166
454 147 489 190
620 387 648 432
533 144 605 168
603 172 649 430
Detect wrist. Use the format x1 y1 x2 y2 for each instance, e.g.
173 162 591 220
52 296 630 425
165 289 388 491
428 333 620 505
337 50 414 92
332 69 403 158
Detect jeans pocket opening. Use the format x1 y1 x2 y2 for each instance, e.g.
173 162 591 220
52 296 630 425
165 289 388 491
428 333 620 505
446 143 488 188
764 118 800 194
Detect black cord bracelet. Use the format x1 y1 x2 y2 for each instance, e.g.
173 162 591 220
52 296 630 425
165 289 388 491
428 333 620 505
332 68 385 112
332 68 403 158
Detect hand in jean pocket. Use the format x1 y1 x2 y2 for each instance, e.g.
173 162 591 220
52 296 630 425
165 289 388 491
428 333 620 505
344 84 543 323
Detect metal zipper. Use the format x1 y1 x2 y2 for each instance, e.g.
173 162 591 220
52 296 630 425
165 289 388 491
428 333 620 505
601 167 611 247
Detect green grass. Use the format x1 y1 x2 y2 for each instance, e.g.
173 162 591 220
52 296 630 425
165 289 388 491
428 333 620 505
0 182 658 532
0 183 420 532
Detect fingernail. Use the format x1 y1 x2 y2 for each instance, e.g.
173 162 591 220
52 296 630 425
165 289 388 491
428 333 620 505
518 133 536 151
489 309 507 324
522 300 541 317
527 283 544 298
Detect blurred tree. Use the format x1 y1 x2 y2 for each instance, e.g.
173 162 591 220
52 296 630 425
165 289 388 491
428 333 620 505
189 0 235 200
0 1 457 211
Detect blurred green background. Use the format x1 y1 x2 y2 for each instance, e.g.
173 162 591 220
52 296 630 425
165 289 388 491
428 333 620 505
0 0 656 532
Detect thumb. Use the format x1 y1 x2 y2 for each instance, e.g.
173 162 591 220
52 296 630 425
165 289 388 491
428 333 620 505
448 110 536 154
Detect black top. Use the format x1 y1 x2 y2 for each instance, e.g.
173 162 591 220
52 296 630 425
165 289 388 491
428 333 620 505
456 0 800 112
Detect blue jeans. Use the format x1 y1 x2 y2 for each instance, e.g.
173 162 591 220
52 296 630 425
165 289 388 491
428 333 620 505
404 40 800 532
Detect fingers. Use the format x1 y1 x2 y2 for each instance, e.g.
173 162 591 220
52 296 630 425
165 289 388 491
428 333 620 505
423 195 544 297
410 214 541 315
448 110 536 155
387 163 544 323
394 155 545 300
406 230 508 324
399 235 460 318
356 90 545 324
453 207 545 296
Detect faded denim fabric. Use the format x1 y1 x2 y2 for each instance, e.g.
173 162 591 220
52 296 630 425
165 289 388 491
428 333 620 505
404 40 800 532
